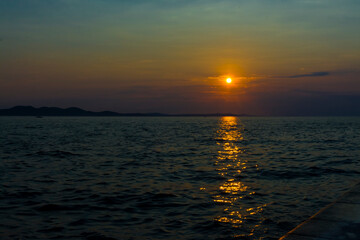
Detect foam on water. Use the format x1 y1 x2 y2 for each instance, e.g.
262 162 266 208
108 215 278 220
0 116 359 239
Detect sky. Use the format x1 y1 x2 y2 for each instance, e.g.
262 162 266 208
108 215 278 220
1 0 359 115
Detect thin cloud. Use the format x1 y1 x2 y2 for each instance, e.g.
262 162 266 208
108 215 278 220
288 71 329 78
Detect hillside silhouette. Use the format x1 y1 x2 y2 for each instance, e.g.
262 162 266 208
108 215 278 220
0 106 248 117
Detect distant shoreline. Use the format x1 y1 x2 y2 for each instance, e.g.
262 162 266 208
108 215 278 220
1 106 359 117
0 106 250 117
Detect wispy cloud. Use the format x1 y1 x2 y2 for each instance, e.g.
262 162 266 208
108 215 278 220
287 71 329 78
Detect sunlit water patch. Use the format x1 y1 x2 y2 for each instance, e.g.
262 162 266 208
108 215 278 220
0 117 359 240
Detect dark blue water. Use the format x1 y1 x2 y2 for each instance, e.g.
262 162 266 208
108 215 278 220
1 117 359 240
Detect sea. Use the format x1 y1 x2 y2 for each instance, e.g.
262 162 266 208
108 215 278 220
0 116 359 240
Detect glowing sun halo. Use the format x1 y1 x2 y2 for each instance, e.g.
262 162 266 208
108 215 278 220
226 78 232 84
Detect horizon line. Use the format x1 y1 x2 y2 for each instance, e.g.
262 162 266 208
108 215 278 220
0 105 360 117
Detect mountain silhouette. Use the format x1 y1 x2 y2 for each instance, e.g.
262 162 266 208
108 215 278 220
0 106 120 116
0 106 249 117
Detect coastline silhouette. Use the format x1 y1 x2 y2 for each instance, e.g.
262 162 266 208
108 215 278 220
0 106 249 117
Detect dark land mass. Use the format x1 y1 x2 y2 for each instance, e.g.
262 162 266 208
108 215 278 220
0 106 250 117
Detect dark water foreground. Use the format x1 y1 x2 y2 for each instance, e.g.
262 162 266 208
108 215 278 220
281 181 360 240
0 117 359 240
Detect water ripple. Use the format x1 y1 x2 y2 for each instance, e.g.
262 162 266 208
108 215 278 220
0 116 359 239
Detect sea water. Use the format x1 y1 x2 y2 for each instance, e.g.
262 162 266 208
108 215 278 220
0 117 359 240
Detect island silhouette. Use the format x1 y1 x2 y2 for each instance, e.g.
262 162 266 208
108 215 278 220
0 106 249 117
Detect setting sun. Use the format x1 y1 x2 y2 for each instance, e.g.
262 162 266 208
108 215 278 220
226 78 232 84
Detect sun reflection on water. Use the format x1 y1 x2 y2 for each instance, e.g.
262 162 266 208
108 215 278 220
212 116 265 236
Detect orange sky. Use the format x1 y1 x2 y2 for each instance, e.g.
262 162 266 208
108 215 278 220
1 0 359 115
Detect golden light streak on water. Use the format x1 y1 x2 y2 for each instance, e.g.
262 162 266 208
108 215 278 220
212 116 265 234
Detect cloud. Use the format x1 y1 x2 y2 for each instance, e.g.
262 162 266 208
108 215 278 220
287 71 329 78
247 90 360 116
271 69 359 80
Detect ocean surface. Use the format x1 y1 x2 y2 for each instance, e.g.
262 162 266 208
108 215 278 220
0 117 360 240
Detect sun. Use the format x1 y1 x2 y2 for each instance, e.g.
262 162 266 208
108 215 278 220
226 78 232 84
